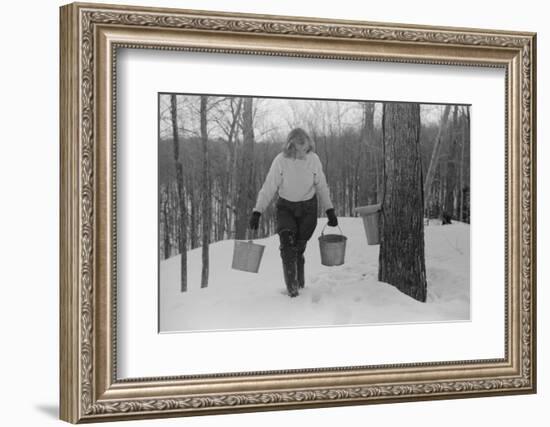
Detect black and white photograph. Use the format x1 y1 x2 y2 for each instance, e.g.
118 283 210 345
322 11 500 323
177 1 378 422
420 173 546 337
158 93 471 333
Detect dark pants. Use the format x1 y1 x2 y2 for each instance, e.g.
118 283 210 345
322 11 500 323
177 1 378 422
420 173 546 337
276 196 318 294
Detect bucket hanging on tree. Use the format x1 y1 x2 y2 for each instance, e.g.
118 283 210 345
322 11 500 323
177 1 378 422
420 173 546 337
231 230 265 273
318 224 347 266
354 203 382 245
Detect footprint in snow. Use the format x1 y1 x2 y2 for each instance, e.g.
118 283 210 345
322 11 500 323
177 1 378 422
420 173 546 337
311 291 322 304
327 271 362 285
314 272 338 287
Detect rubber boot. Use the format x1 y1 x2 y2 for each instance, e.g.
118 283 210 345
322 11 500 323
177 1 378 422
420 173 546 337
281 250 299 297
279 230 299 297
296 240 307 289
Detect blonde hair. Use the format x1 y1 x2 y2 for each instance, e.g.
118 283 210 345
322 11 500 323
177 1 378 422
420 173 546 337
283 128 314 158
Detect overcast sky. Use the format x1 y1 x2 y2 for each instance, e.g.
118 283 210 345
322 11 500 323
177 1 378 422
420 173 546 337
159 94 464 143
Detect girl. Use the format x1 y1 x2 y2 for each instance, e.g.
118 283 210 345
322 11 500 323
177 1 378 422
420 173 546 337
249 128 337 297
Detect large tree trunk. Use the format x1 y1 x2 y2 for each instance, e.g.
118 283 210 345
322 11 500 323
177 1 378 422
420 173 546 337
424 105 451 212
170 94 187 292
235 97 255 240
200 96 210 288
379 102 427 302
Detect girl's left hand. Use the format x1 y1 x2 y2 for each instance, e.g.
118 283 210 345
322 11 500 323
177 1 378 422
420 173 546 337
326 208 338 226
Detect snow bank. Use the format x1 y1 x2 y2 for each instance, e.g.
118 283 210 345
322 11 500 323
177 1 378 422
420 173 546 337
159 217 470 332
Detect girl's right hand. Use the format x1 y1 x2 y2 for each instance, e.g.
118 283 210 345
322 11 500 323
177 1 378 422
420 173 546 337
249 211 261 230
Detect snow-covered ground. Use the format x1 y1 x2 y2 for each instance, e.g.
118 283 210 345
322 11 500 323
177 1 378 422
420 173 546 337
159 218 470 333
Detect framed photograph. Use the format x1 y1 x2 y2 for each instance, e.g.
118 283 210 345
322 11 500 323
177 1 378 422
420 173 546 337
157 93 471 333
60 2 536 423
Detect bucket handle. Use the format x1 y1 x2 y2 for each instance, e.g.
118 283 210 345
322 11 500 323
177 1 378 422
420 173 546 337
246 227 258 243
321 223 344 236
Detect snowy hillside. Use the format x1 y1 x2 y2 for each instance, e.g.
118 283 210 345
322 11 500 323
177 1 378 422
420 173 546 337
159 217 470 333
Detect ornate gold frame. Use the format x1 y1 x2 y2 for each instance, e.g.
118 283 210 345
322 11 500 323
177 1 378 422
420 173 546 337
60 2 536 423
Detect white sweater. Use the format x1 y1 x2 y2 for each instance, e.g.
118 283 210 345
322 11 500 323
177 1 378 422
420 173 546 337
253 152 334 213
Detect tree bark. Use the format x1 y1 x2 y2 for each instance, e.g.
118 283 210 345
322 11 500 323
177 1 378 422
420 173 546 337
459 110 465 222
379 102 427 302
200 96 210 288
169 182 178 253
161 185 171 259
170 94 187 292
188 173 198 249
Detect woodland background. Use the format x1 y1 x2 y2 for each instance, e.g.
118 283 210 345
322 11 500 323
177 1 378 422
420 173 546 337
159 94 471 274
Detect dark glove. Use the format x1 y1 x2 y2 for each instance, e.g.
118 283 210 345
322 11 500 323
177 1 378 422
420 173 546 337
249 211 261 230
326 208 338 227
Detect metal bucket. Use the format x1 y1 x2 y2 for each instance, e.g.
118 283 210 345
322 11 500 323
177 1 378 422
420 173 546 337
231 237 265 273
354 204 381 245
318 225 347 266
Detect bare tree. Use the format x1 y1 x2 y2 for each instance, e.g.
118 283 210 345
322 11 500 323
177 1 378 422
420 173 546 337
423 105 451 212
160 185 171 259
170 94 187 292
200 95 210 288
379 102 427 302
235 97 255 239
216 98 243 239
442 106 459 223
361 102 377 204
459 106 470 222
